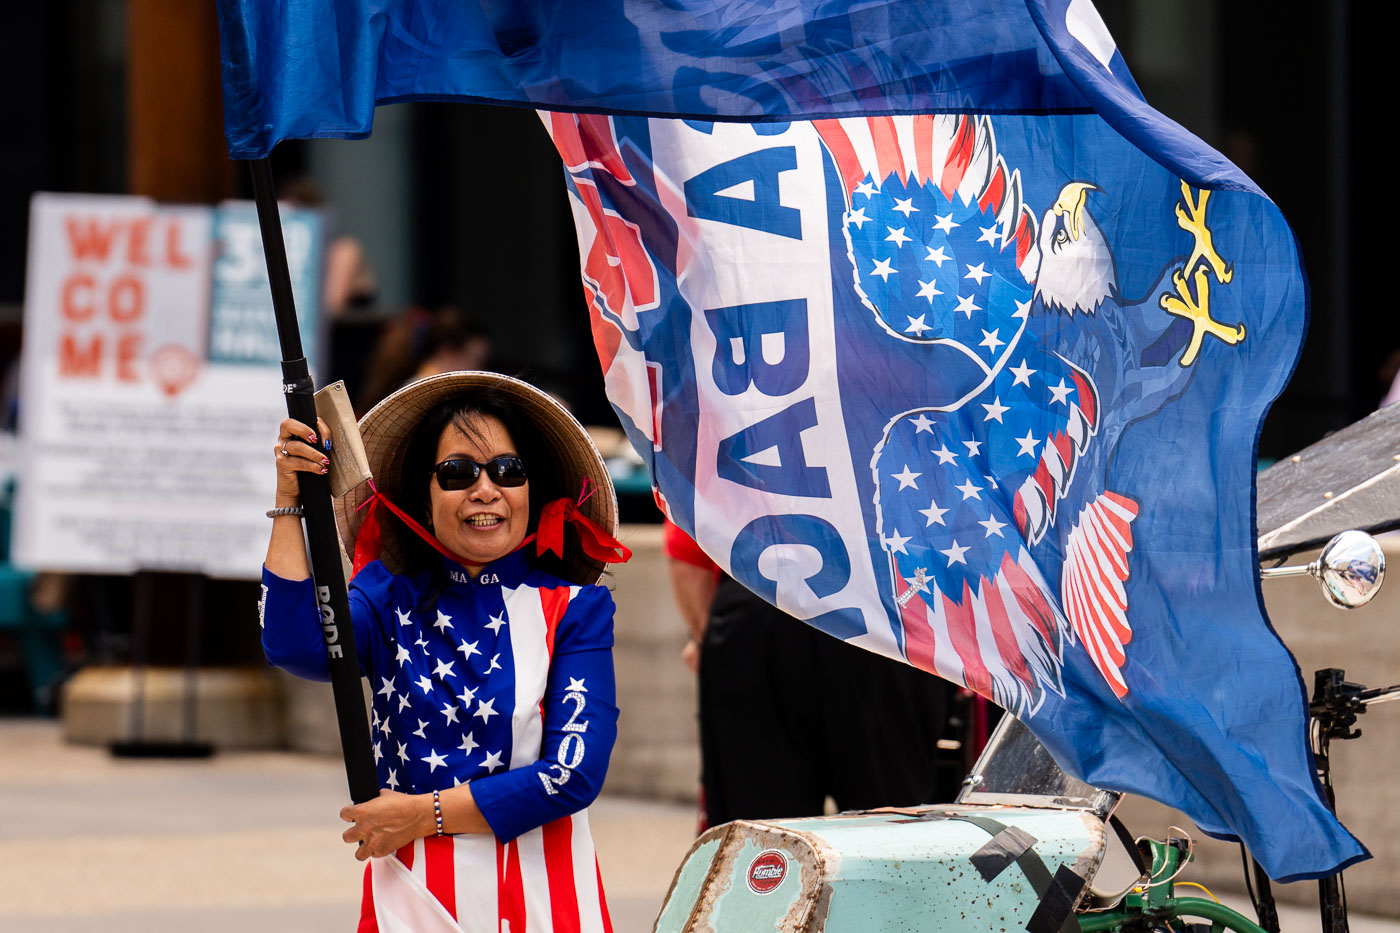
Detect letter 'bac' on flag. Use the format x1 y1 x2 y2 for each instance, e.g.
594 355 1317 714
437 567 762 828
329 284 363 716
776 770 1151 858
218 0 1365 880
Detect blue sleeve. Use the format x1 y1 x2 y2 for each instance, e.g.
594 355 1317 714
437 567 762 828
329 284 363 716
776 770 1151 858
472 585 618 842
259 562 386 681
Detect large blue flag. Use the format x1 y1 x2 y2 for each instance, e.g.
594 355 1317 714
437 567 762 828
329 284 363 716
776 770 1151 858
218 0 1365 881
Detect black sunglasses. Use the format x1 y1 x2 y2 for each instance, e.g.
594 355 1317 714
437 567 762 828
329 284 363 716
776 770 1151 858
429 455 529 490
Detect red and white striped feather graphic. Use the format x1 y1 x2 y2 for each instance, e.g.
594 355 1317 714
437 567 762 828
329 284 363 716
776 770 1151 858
896 549 1066 715
1062 491 1139 698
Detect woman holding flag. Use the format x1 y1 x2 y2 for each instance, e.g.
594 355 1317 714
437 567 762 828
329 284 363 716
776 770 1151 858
259 371 630 932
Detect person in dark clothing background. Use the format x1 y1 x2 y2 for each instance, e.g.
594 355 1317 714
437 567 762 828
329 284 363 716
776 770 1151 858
664 520 959 829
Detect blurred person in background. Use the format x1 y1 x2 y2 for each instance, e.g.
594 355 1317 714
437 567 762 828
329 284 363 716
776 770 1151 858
259 372 630 930
357 305 491 413
665 519 957 830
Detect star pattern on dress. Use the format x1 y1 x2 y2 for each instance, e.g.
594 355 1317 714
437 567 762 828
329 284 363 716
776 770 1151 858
363 586 571 811
885 226 912 247
474 697 498 723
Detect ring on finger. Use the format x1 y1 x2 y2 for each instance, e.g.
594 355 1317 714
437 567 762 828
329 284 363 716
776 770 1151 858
281 443 290 457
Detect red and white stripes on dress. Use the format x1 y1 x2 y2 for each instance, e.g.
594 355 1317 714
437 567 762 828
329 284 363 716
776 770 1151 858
359 583 613 933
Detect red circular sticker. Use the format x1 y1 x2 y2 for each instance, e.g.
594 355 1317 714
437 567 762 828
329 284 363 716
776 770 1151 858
746 850 788 895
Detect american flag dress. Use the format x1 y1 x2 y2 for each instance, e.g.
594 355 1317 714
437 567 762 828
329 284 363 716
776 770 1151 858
260 548 617 933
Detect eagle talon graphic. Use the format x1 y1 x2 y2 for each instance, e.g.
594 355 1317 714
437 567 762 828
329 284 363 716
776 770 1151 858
1174 182 1232 284
1161 182 1246 366
1160 265 1246 366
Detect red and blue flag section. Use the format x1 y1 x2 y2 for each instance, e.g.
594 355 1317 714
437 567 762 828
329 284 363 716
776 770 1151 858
218 0 1365 881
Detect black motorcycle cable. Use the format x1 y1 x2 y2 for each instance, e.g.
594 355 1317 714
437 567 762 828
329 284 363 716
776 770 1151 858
1240 845 1259 914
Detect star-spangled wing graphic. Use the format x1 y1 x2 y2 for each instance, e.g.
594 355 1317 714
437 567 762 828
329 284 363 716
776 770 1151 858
840 115 1168 710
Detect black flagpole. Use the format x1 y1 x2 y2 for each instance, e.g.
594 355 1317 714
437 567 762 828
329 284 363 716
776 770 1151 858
248 157 378 804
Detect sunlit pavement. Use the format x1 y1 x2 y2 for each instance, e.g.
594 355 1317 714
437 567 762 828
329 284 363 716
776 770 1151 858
0 718 698 933
2 717 1396 933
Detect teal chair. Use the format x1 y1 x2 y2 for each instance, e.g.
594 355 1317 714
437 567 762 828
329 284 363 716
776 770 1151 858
0 479 69 712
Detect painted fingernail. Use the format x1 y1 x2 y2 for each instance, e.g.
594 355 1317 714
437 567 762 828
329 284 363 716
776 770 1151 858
320 465 329 474
307 433 318 444
323 438 333 452
321 458 330 467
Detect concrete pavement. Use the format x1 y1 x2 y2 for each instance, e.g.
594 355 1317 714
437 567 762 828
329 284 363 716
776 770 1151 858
3 717 1399 932
0 718 698 932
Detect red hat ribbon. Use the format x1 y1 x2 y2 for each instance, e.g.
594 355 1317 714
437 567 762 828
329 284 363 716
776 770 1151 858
351 480 475 578
523 496 632 566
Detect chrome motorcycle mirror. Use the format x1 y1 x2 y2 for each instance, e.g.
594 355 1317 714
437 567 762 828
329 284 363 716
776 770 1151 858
1260 530 1386 609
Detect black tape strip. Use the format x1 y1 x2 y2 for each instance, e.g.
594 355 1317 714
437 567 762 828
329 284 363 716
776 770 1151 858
1024 864 1087 933
887 811 1084 933
971 825 1040 881
1108 814 1147 876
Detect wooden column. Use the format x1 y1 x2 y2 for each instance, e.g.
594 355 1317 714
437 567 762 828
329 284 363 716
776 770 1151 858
126 1 235 202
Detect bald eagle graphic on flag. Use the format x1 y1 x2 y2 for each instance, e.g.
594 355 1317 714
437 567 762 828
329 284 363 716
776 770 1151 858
832 116 1246 715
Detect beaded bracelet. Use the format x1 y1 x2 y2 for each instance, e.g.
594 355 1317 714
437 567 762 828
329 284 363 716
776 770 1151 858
266 506 304 518
433 789 443 836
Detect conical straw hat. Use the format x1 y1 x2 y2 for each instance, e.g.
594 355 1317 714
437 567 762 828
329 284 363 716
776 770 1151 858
335 371 618 586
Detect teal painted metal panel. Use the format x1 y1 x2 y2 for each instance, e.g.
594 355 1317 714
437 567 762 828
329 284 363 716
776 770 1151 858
654 806 1107 932
655 836 723 933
